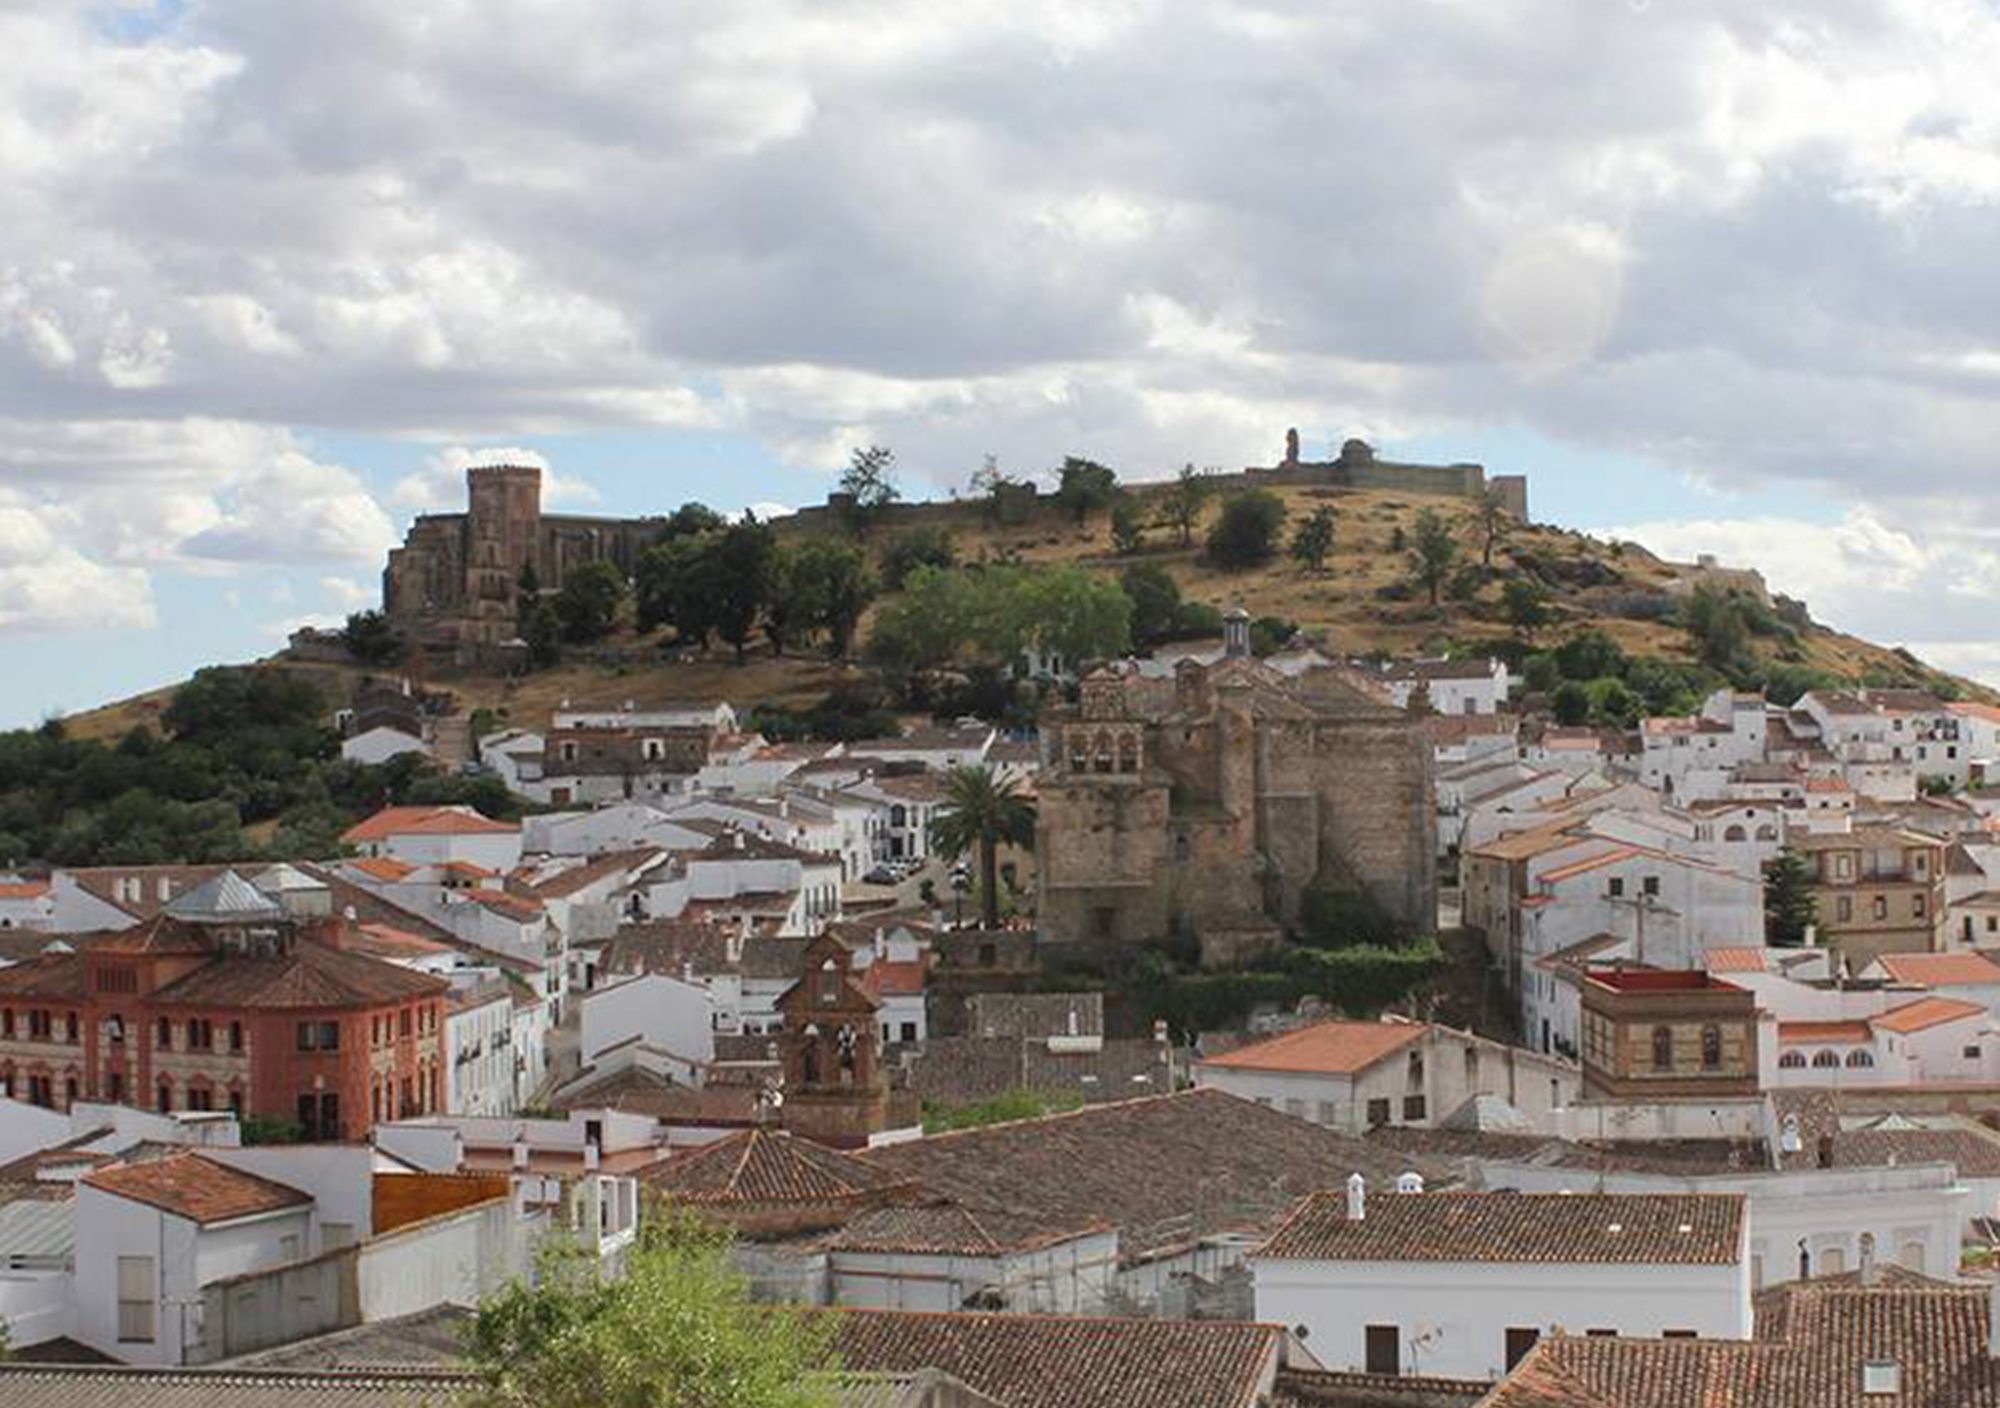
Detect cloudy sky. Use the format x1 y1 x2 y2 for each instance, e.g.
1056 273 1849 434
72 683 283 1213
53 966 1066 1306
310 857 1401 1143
6 0 2000 725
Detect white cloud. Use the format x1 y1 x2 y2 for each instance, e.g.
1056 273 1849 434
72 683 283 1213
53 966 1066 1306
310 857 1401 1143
390 446 600 512
319 576 376 612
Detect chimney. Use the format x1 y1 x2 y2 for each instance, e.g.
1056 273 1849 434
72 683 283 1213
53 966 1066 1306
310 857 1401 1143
1859 1232 1877 1286
1223 606 1251 660
1346 1172 1366 1221
1396 1171 1425 1194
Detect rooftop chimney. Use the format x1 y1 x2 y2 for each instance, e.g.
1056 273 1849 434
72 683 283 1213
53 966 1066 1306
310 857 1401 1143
1346 1172 1366 1221
1396 1171 1425 1194
1223 606 1251 660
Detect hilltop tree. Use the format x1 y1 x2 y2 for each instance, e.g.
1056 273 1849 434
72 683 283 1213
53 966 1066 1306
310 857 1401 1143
1054 457 1119 525
1764 851 1818 947
1476 484 1514 567
1289 507 1336 574
1109 495 1146 555
663 502 725 537
1682 584 1752 673
1550 680 1591 726
523 601 563 668
1160 464 1210 547
880 525 957 591
553 560 626 644
838 445 900 531
1408 508 1459 605
340 610 403 666
1120 563 1183 647
1502 579 1552 643
463 1212 836 1408
930 766 1037 931
635 534 727 648
1205 490 1286 570
713 516 777 664
789 537 877 659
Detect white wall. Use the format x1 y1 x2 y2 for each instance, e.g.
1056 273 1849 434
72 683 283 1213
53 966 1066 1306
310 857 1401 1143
829 1231 1118 1314
206 1145 373 1245
1254 1255 1750 1380
579 972 717 1066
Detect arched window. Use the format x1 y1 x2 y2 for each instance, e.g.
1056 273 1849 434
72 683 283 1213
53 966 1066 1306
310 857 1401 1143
1701 1025 1722 1070
1117 734 1138 774
1779 1050 1807 1069
1723 825 1747 842
1651 1026 1673 1070
1093 733 1115 774
1846 1049 1875 1068
156 1078 172 1113
1812 1049 1842 1069
1755 825 1779 841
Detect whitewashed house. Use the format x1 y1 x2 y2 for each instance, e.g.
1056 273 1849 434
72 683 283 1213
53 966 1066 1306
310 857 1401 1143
340 805 524 873
1250 1180 1751 1380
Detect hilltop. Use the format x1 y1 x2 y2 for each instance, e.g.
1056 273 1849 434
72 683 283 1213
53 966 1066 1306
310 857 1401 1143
58 470 1979 743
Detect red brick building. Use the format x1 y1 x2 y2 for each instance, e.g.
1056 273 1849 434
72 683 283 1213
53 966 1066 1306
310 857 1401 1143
0 874 447 1140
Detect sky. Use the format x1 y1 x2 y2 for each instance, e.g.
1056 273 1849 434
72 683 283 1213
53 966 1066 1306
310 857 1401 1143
7 0 2000 726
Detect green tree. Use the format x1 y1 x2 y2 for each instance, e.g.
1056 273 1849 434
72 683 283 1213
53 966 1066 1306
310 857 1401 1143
340 610 403 666
1408 508 1458 605
1121 563 1184 647
1763 851 1818 947
1011 564 1132 667
1550 680 1592 726
1555 629 1628 682
761 544 803 657
554 561 626 644
1160 464 1210 548
838 445 900 531
929 766 1036 931
1475 484 1513 567
880 525 957 591
1053 456 1119 525
1205 490 1286 570
1289 506 1335 573
1502 579 1552 643
635 534 724 647
515 563 541 633
463 1213 836 1408
523 601 562 668
664 502 725 537
1109 495 1146 555
1682 585 1752 673
789 538 877 659
714 517 777 664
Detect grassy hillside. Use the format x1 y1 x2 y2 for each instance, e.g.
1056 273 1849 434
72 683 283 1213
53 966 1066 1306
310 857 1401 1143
58 474 1983 742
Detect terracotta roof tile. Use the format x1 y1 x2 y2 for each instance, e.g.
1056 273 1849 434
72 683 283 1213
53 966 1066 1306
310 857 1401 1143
340 805 517 844
1777 1021 1875 1044
644 1129 911 1206
828 1308 1282 1408
1197 1019 1426 1075
1872 995 1985 1034
1253 1190 1743 1265
1702 947 1772 973
1873 952 2000 987
84 1153 310 1224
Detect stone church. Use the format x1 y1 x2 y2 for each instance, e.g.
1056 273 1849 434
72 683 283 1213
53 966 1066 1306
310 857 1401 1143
1035 613 1436 964
383 463 664 663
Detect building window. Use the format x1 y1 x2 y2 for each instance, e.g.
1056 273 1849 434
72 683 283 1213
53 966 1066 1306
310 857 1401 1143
1845 1050 1874 1068
1812 1050 1842 1069
1913 894 1927 918
1464 1046 1480 1084
106 1072 123 1102
1643 876 1661 897
1779 1051 1806 1069
1402 1094 1427 1122
1651 1026 1673 1070
156 1018 172 1050
229 1021 243 1053
1365 1326 1400 1376
116 1256 156 1343
1837 897 1853 922
1607 877 1625 898
107 1015 124 1045
899 1021 917 1042
1662 1330 1698 1340
0 1009 10 1038
297 1020 339 1052
1366 1098 1391 1127
1701 1025 1722 1070
1965 1045 1982 1060
1873 896 1888 920
1505 1329 1540 1368
1407 1049 1424 1087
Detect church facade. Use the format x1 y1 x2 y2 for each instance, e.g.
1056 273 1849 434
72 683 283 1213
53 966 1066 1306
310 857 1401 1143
1035 616 1437 964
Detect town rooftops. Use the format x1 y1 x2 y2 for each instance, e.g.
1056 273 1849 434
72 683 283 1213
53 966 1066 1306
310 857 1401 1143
1870 995 1985 1034
162 869 286 924
1790 825 1941 850
829 1307 1283 1408
1196 1018 1426 1075
1778 1020 1876 1045
644 1128 912 1207
84 1152 311 1225
145 928 452 1008
1702 947 1773 974
1254 1189 1744 1265
1871 952 2000 988
340 805 518 844
0 1366 472 1408
827 1200 1112 1257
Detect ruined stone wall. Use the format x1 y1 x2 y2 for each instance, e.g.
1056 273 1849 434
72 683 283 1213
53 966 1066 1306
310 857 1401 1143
1306 715 1438 932
1034 781 1173 947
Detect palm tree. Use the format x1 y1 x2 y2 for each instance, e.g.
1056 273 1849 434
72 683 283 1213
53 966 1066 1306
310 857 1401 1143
930 765 1036 931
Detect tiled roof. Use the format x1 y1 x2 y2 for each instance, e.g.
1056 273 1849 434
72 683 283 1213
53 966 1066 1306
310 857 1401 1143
1272 1368 1487 1408
0 953 89 999
860 1089 1449 1261
1874 952 2000 987
644 1128 911 1205
1537 847 1643 885
340 805 517 843
84 1153 310 1225
1254 1190 1743 1265
1830 1124 2000 1178
147 933 449 1009
92 913 214 956
1369 1127 1770 1178
548 1064 760 1125
0 880 50 900
1702 947 1771 973
1872 995 1985 1034
528 848 666 899
1197 1019 1426 1075
896 1034 1174 1106
61 864 231 920
0 1366 472 1407
1492 1282 2000 1407
827 1200 1110 1256
1777 1021 1874 1044
829 1308 1282 1408
346 857 414 883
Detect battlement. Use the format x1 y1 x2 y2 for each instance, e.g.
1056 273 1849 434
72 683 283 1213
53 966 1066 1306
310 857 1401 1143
1241 430 1527 518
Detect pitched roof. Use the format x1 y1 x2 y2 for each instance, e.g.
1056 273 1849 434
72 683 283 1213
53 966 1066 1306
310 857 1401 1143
1873 951 2000 987
860 1089 1450 1262
146 934 449 1009
1701 947 1771 974
1777 1021 1875 1044
340 805 517 844
644 1128 911 1206
1196 1019 1426 1075
83 1153 310 1225
827 1200 1111 1257
0 953 89 999
0 1366 471 1408
1871 995 1986 1034
828 1309 1283 1408
161 870 284 924
1253 1190 1743 1265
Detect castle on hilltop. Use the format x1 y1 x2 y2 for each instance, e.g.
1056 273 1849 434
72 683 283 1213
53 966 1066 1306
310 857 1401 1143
1245 431 1528 518
383 464 666 663
382 436 1529 664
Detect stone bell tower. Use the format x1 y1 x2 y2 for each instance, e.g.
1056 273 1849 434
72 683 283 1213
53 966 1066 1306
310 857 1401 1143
776 933 889 1148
